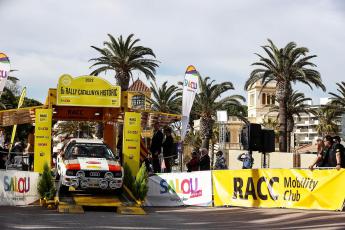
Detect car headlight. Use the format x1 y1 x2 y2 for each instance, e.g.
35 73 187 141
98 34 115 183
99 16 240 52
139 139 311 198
104 172 113 180
76 171 85 178
66 170 75 176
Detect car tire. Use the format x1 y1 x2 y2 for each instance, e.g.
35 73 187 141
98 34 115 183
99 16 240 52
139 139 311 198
59 184 69 194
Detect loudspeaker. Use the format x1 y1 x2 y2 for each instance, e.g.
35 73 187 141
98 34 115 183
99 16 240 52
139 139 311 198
241 123 262 151
261 129 275 152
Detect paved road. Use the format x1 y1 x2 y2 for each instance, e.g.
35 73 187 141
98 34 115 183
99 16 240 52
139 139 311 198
1 206 345 230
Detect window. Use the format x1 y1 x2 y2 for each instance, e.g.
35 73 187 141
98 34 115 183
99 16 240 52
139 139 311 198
132 95 145 108
271 95 275 104
249 94 254 106
262 93 266 105
267 94 271 105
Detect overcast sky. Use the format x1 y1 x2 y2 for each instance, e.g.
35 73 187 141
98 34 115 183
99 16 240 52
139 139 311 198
1 0 344 104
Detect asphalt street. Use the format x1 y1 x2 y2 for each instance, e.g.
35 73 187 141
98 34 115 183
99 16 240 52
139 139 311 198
1 206 345 230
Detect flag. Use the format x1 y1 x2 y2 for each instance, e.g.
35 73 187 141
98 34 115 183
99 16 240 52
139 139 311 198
181 65 199 140
9 87 26 152
0 53 11 96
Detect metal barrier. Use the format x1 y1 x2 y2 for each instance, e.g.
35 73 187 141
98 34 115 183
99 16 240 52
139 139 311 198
0 150 32 171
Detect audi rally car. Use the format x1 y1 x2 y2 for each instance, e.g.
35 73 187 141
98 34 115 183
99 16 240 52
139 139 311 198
56 138 123 190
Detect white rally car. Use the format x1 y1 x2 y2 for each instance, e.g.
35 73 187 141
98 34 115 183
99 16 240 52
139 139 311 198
56 138 123 191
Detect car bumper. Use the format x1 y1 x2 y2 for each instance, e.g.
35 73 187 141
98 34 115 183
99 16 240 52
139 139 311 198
62 176 123 189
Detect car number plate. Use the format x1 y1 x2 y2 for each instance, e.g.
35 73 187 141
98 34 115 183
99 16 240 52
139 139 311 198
89 171 100 177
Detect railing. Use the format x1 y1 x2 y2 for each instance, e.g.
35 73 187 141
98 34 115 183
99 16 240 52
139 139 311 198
0 150 32 171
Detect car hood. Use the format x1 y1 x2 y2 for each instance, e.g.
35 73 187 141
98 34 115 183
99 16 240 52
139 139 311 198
65 157 121 171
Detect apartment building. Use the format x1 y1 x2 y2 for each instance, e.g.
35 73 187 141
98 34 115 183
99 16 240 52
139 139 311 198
293 98 343 146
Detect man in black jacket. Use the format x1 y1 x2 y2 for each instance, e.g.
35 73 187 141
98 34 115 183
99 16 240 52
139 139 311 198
199 148 210 171
162 127 174 173
150 122 164 173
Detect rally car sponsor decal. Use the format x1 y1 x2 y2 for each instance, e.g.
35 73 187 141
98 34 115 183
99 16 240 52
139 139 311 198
78 157 109 170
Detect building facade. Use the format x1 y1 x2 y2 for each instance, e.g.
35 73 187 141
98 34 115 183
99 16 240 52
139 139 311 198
247 81 277 123
293 98 343 146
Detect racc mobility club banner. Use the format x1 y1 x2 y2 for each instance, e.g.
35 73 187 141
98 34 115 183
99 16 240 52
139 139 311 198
213 169 345 211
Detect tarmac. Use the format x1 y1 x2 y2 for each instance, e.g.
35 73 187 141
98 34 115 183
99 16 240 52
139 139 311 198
1 205 345 230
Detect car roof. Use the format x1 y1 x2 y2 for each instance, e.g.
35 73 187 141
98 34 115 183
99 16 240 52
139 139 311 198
68 138 104 144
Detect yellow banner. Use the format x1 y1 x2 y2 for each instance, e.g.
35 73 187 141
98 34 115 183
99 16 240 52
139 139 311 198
9 87 26 152
34 109 52 173
57 74 121 108
213 169 345 211
123 112 141 176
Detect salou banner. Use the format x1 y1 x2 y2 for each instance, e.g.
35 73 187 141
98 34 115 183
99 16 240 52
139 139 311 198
0 53 11 96
145 171 212 206
0 170 39 206
181 65 199 140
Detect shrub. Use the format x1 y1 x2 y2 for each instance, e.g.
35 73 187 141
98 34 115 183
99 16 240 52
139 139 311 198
37 162 55 199
124 163 149 202
132 164 149 201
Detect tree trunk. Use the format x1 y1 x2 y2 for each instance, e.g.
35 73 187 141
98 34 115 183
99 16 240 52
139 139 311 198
278 99 287 152
276 81 289 152
200 116 214 150
287 118 294 153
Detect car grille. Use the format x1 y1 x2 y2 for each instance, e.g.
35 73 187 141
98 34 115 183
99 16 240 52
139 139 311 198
85 171 105 178
83 171 122 178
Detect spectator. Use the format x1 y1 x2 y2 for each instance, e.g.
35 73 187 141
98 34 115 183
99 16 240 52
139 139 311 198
237 152 254 169
25 126 35 171
319 135 343 170
199 148 210 171
215 150 227 169
309 138 326 169
162 127 174 173
150 122 163 173
186 151 199 172
0 128 5 149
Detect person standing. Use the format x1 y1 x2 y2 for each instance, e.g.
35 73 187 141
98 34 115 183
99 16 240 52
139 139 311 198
199 148 210 171
309 138 326 169
237 152 254 169
320 135 343 170
215 150 227 169
25 126 35 171
162 127 174 173
150 122 163 173
186 151 199 172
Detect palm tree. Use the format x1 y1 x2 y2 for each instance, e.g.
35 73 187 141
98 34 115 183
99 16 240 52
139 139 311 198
55 121 97 138
146 81 182 113
268 91 312 152
311 106 342 136
89 34 159 91
245 39 326 152
193 76 245 150
329 81 345 111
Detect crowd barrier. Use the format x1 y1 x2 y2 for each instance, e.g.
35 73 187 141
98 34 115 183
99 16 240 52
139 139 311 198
0 170 39 206
146 169 345 211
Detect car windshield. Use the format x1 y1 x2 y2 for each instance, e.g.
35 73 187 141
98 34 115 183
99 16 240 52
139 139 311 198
66 143 115 160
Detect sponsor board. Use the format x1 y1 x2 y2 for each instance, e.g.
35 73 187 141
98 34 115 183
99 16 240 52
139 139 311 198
78 157 109 171
0 170 39 206
57 74 121 107
123 112 141 176
34 109 52 173
213 169 345 211
145 171 212 207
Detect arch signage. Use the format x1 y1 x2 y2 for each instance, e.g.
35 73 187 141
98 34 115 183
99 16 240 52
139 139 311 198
57 74 121 108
